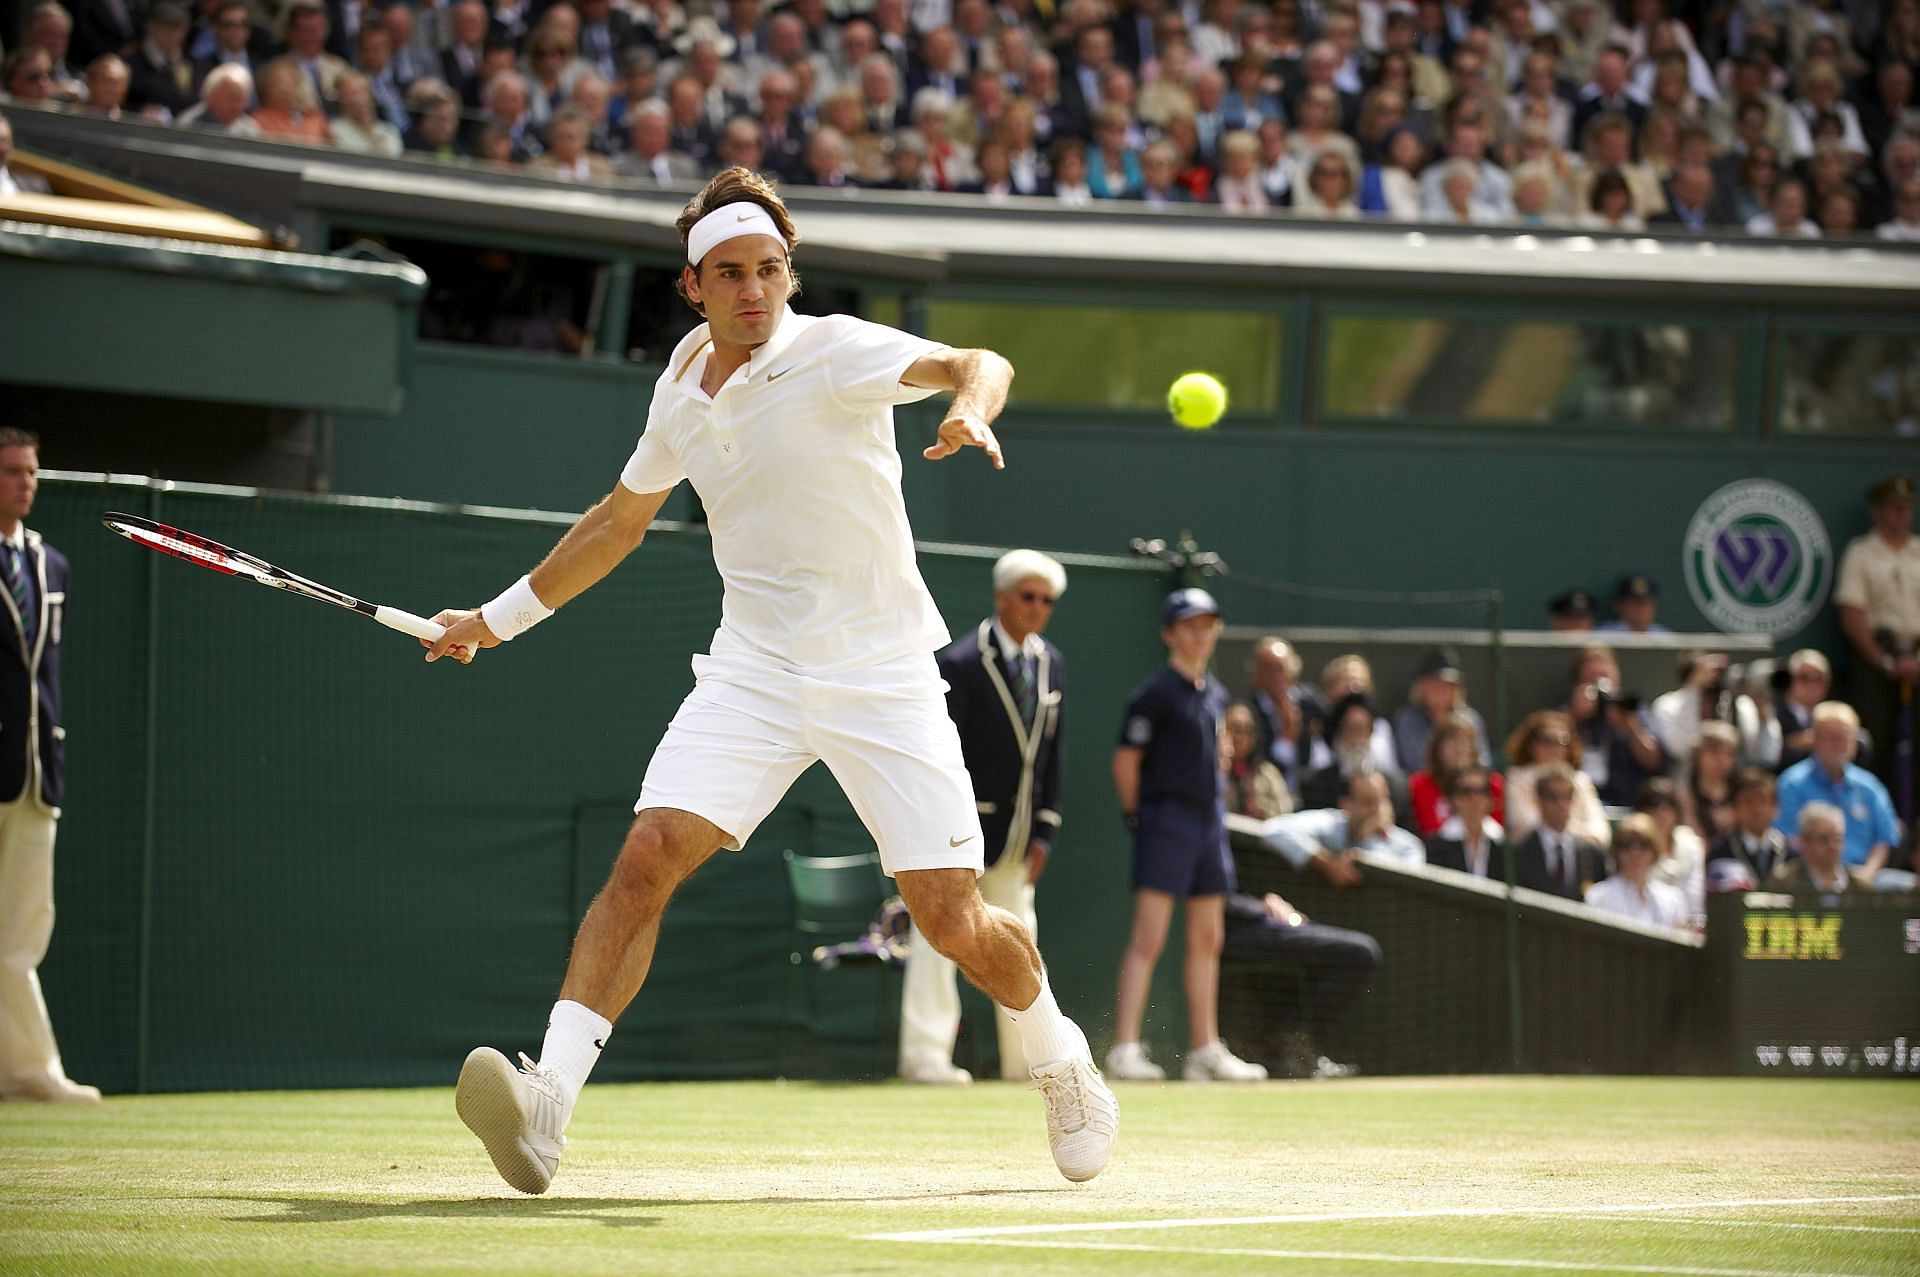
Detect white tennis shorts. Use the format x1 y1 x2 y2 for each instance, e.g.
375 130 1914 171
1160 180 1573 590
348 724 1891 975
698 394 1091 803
637 632 985 876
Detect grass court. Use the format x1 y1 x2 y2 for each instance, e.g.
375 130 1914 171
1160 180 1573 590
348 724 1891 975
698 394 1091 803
3 1076 1916 1276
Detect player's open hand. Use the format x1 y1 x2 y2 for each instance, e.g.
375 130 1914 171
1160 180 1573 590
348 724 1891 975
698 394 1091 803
923 412 1004 469
423 609 500 664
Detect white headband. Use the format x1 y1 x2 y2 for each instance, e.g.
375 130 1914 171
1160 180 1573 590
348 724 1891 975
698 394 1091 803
685 200 784 267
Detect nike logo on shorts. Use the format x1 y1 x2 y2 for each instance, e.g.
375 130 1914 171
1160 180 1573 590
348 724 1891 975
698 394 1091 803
949 835 972 847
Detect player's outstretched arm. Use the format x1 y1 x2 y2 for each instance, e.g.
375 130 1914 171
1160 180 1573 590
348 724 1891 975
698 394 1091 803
904 347 1015 469
424 483 672 664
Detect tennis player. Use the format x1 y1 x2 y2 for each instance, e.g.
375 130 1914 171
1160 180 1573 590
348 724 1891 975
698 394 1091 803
425 167 1116 1194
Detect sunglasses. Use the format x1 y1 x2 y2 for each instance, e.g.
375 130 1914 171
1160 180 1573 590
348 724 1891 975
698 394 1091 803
1452 784 1490 796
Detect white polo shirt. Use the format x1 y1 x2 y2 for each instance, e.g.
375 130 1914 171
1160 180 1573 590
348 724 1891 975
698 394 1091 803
1834 530 1920 646
621 307 953 672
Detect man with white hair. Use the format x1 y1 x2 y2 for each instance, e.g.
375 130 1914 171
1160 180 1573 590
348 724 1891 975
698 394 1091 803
176 63 263 135
1773 701 1906 890
1770 802 1873 898
899 549 1070 1084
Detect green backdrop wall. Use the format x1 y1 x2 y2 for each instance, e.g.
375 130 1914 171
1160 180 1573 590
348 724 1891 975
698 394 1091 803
36 477 1170 1093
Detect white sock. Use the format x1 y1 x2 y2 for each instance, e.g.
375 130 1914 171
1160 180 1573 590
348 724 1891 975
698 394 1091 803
539 999 611 1122
1002 971 1089 1069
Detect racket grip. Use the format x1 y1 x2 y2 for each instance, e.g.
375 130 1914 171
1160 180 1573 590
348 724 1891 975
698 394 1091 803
374 606 446 642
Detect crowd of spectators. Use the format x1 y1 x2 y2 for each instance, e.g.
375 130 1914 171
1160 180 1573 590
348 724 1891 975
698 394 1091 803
1233 473 1920 930
3 0 1917 240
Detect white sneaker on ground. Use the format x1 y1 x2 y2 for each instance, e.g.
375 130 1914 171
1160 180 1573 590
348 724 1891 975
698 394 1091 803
1030 1056 1118 1183
456 1047 567 1195
1 1077 101 1103
1182 1041 1269 1082
900 1060 973 1085
1311 1055 1359 1079
1103 1042 1166 1081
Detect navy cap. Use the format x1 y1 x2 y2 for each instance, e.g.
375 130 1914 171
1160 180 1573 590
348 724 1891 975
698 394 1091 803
1550 589 1596 619
1161 587 1221 626
1614 574 1659 602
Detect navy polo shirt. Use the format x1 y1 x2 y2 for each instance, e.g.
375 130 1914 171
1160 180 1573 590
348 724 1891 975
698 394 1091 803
1119 666 1229 807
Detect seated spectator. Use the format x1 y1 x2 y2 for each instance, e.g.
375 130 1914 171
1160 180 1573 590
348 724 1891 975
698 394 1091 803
1213 129 1271 213
1585 814 1690 929
1707 767 1790 885
177 62 261 135
1815 186 1860 237
1572 46 1647 146
1221 54 1282 134
1287 85 1363 178
1410 712 1506 837
1129 139 1196 208
1046 137 1092 206
713 114 766 176
1681 720 1740 844
1294 149 1362 218
1246 636 1322 794
1649 649 1730 760
997 99 1049 195
1746 176 1820 237
567 74 617 156
403 85 467 159
1878 177 1920 242
1549 589 1597 631
1255 118 1298 206
1221 888 1379 1079
1511 764 1608 899
1087 104 1144 199
1354 86 1412 166
522 25 586 134
329 73 404 157
1505 709 1611 847
1361 125 1430 219
1730 141 1783 225
615 101 702 183
1565 643 1665 806
818 87 888 185
1424 765 1507 880
1634 777 1704 919
1774 701 1906 889
1507 52 1575 153
1432 156 1506 223
0 112 52 196
1574 112 1666 222
1393 645 1489 776
251 57 333 144
529 107 615 181
1300 693 1413 826
3 47 58 107
440 0 492 110
22 1 85 101
1786 58 1868 163
1579 170 1646 229
276 1 350 107
1418 117 1515 219
1225 704 1292 820
1510 163 1564 225
1649 161 1734 231
1302 655 1398 775
793 125 857 188
83 54 132 119
1859 63 1920 163
1770 801 1873 899
1597 572 1668 633
910 87 975 193
866 129 928 191
480 70 544 163
1258 771 1426 883
126 1 197 120
351 22 410 133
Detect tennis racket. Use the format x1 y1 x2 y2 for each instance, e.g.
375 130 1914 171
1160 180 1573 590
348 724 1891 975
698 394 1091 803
102 512 446 642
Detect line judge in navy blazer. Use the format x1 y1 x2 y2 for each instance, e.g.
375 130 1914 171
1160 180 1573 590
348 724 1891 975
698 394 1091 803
0 429 96 1103
899 549 1067 1083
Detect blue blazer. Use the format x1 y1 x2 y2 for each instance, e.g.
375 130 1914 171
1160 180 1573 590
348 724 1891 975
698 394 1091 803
936 620 1066 869
0 531 67 808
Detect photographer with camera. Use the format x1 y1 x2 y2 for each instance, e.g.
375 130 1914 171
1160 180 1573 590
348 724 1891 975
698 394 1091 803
1650 650 1734 761
1565 644 1665 808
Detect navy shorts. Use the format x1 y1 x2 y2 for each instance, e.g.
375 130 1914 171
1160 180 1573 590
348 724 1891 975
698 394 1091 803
1133 801 1236 897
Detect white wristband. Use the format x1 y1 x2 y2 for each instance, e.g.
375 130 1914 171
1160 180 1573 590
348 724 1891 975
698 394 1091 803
480 575 553 642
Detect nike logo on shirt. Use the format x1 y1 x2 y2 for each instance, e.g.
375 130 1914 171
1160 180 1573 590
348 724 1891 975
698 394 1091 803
767 366 794 381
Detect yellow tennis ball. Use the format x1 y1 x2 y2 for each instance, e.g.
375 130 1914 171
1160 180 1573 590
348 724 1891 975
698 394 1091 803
1168 372 1228 429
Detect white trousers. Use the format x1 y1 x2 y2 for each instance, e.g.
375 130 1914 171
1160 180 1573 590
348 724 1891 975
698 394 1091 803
897 845 1037 1079
0 797 70 1092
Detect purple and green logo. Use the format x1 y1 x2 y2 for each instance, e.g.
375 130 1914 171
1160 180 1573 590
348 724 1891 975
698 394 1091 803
1685 480 1831 637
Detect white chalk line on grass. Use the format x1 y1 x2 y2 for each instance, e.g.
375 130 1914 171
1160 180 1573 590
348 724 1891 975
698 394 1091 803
915 1237 1887 1277
1583 1215 1920 1236
865 1192 1920 1243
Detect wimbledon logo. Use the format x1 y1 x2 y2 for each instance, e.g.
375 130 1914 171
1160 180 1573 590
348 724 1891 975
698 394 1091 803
1684 480 1831 637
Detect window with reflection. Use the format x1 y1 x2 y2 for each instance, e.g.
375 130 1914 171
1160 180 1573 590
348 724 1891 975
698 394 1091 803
924 299 1282 415
1776 331 1920 438
1319 314 1737 430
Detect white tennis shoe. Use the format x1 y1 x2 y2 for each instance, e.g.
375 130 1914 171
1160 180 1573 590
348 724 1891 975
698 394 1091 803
1103 1042 1167 1081
899 1059 974 1085
1030 1056 1118 1183
1182 1041 1269 1082
456 1047 567 1195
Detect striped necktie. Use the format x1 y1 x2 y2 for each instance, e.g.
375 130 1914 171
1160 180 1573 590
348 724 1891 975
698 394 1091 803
1011 649 1037 726
6 544 32 646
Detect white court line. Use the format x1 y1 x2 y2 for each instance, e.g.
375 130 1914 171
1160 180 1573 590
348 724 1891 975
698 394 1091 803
1584 1215 1920 1237
865 1192 1920 1242
922 1237 1888 1277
